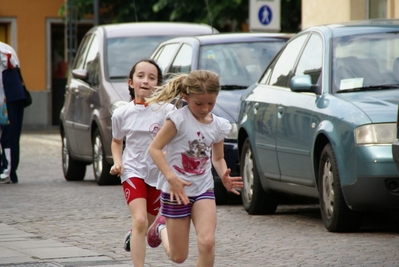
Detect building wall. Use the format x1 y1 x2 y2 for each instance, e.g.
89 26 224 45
388 0 399 18
0 0 64 92
302 0 398 29
0 0 65 129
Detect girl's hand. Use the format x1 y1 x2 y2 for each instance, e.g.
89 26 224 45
110 164 123 177
168 175 192 205
221 168 243 195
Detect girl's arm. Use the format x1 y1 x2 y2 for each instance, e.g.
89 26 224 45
110 138 124 176
212 140 243 195
149 119 192 205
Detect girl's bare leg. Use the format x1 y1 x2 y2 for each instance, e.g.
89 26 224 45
191 199 217 267
128 198 154 267
160 216 191 264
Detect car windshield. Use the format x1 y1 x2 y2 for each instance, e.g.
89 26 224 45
107 36 175 79
332 32 399 93
199 41 285 88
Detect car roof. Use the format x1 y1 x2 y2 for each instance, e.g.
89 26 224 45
303 19 399 37
159 32 292 45
90 22 218 38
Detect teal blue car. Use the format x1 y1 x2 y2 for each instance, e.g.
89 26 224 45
237 19 399 232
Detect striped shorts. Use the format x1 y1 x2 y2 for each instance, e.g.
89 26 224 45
160 190 215 218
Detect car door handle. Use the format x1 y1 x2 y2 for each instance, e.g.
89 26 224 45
277 106 284 118
253 102 259 114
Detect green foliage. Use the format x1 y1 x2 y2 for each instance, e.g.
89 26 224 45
59 0 300 33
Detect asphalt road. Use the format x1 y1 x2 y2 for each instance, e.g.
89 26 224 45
1 130 399 266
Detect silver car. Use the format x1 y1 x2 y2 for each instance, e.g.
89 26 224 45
60 22 217 185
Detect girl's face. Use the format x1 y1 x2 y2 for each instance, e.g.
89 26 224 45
184 93 217 123
129 62 158 101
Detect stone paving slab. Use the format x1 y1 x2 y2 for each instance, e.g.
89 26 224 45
2 130 399 267
0 223 130 266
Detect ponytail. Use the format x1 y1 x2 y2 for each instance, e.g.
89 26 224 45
146 70 220 107
146 73 188 108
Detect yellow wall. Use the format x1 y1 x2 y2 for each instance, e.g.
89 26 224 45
0 0 64 91
388 0 399 18
350 0 367 21
302 0 399 30
302 0 351 29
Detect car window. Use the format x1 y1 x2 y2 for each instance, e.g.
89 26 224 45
107 36 177 79
267 34 309 87
199 41 286 87
153 43 181 74
84 35 100 87
169 44 192 74
332 32 399 92
294 33 323 85
73 34 93 70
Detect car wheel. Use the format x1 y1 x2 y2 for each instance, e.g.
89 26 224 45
92 129 118 185
318 144 362 232
241 138 277 214
61 130 86 181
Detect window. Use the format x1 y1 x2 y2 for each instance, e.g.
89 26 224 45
85 35 100 87
153 43 180 74
169 44 192 74
73 34 93 70
268 34 309 87
369 0 387 19
294 33 323 85
107 36 177 79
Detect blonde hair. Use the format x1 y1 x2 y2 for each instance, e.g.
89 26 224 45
146 70 220 107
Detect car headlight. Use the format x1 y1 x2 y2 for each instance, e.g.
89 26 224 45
354 123 396 145
225 123 238 140
110 100 129 114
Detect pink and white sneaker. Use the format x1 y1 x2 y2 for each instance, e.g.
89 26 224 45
147 215 165 248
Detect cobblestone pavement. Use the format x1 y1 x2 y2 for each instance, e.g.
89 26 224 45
1 130 399 266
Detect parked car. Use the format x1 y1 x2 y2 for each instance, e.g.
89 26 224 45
237 19 399 232
60 22 218 185
151 33 290 204
393 112 399 171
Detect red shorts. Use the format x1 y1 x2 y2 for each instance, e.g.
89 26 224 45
122 177 161 216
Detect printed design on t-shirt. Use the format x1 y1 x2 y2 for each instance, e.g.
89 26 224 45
149 122 161 135
173 131 210 175
124 188 130 201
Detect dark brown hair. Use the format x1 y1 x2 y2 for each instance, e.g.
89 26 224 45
128 59 163 99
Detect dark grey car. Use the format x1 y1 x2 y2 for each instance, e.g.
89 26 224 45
60 22 217 185
150 33 290 204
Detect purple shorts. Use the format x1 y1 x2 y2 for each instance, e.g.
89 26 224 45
160 190 215 218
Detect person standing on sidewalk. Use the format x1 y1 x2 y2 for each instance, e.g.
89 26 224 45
147 70 243 266
0 42 27 184
109 59 174 267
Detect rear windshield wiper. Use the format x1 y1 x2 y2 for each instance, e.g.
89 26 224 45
109 76 128 79
220 85 247 90
337 84 399 93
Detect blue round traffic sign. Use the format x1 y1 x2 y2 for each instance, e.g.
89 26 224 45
258 5 272 25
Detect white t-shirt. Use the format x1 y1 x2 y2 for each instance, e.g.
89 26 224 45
0 42 19 106
157 106 231 196
112 102 175 186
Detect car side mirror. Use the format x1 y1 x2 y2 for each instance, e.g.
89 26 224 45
71 69 88 81
290 75 318 94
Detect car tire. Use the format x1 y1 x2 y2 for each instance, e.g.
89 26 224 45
92 129 119 185
318 143 362 232
241 138 277 215
61 130 86 181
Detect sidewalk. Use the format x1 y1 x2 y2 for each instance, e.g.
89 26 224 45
0 224 131 267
